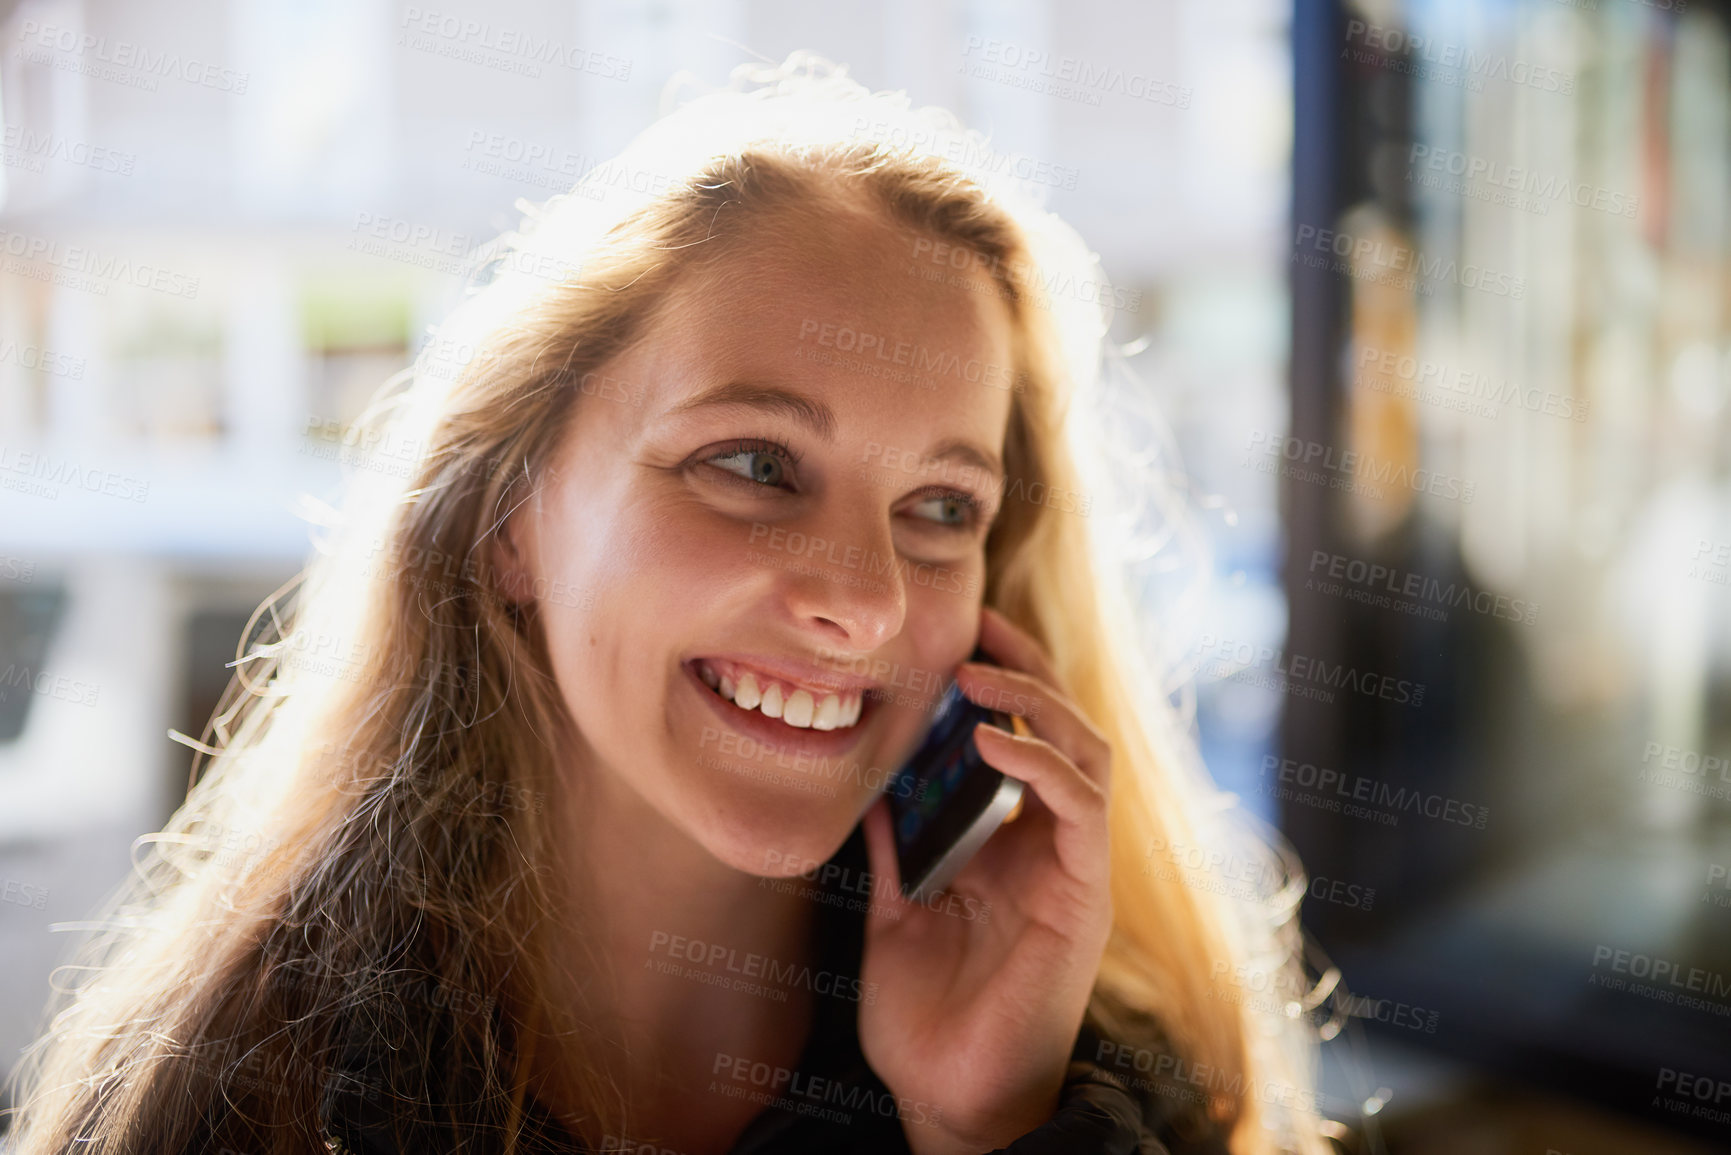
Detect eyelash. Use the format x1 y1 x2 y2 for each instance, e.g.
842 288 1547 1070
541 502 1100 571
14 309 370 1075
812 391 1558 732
698 438 985 530
702 438 803 488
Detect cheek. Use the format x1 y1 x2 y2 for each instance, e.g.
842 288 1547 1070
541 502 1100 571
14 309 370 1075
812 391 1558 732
871 584 981 756
906 577 980 660
533 495 757 717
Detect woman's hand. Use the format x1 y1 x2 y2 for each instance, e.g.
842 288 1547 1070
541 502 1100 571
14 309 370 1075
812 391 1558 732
857 606 1115 1155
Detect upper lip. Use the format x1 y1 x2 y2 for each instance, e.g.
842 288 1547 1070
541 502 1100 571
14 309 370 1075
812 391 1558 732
686 653 881 699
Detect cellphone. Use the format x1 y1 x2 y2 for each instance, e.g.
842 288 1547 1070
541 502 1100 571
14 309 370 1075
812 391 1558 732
885 646 1026 901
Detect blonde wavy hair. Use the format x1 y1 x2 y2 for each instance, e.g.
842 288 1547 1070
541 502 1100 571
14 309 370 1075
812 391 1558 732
4 54 1331 1155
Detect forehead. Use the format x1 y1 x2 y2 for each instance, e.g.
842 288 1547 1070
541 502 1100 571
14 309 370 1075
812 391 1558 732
627 205 1020 431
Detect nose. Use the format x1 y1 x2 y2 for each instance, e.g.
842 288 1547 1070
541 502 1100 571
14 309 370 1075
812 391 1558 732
776 502 907 652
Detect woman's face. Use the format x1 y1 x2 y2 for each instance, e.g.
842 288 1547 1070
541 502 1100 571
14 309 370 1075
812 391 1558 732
502 205 1018 876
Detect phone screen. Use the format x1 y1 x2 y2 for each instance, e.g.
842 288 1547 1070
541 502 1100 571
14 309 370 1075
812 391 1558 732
885 649 1024 899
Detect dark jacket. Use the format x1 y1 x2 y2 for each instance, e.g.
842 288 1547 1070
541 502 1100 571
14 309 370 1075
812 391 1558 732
322 826 1232 1154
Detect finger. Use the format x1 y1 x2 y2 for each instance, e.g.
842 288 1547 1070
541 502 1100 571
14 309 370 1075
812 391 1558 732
860 796 913 919
977 605 1061 687
955 662 1111 791
972 723 1109 887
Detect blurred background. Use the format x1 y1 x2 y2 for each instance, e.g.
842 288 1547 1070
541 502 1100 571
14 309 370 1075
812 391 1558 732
0 0 1727 1151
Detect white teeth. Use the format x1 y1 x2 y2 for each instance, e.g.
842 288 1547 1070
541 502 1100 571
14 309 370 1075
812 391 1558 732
695 660 865 731
783 689 814 728
734 671 762 710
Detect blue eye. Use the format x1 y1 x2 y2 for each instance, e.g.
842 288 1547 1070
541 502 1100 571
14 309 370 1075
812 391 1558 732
908 492 978 528
705 439 796 488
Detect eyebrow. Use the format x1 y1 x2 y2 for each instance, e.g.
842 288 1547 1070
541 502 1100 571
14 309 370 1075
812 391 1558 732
923 437 1003 482
666 380 1004 482
665 382 837 441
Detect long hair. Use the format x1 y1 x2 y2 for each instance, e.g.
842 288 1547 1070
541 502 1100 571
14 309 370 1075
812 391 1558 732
4 55 1329 1155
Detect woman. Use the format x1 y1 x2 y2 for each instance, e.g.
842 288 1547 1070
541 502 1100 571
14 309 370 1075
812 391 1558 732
5 55 1330 1154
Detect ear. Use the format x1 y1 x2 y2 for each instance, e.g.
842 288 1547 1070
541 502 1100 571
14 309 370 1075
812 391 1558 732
486 499 537 606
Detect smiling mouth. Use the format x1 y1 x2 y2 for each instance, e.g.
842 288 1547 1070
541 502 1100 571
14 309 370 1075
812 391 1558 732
690 657 866 731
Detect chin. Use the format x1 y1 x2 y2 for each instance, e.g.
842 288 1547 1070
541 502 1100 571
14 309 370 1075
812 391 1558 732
683 777 874 879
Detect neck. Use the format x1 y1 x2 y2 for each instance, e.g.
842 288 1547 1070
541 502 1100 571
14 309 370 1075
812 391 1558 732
537 761 817 1138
